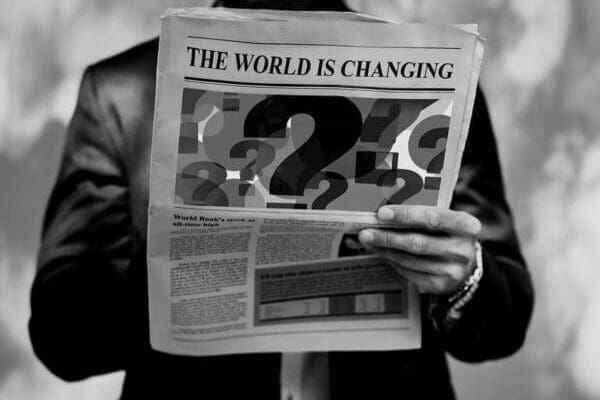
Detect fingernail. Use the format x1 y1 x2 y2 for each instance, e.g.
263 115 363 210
359 230 374 244
378 207 394 221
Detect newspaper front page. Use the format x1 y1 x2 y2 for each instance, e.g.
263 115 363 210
147 7 484 356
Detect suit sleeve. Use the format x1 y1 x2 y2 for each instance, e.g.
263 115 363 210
29 65 141 381
439 87 534 362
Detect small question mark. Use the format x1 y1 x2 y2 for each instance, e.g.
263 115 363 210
379 169 424 205
175 161 229 206
408 114 450 191
202 93 274 172
305 171 348 209
230 140 276 181
420 128 447 190
360 99 437 147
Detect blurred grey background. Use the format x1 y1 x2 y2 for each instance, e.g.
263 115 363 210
1 0 600 399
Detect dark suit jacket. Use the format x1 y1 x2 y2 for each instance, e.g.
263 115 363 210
29 37 534 399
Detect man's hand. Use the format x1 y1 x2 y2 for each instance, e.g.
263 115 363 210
358 205 481 295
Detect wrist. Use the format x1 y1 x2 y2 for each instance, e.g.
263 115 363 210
430 241 484 331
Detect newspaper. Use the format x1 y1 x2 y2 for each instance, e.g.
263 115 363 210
147 7 484 356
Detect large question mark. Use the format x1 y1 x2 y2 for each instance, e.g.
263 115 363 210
408 115 450 191
229 140 276 181
243 95 362 196
243 96 291 140
248 111 315 209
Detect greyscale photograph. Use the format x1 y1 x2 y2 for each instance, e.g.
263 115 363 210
1 1 598 400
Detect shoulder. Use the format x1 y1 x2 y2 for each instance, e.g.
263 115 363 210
91 37 159 84
75 38 159 166
83 37 159 114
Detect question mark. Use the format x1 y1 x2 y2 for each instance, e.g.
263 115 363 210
201 93 282 172
175 161 229 206
420 128 447 190
305 171 348 209
379 169 424 205
229 140 276 181
360 99 437 147
408 114 450 190
246 110 314 208
244 95 362 196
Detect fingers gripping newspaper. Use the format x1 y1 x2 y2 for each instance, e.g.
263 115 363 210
147 7 484 356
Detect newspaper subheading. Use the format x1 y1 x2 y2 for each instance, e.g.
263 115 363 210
147 7 484 356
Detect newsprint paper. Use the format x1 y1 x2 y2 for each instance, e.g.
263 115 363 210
147 7 484 356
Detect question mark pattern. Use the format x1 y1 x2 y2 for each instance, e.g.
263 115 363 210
406 114 451 205
174 87 453 210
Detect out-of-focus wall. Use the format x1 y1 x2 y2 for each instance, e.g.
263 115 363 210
1 1 599 399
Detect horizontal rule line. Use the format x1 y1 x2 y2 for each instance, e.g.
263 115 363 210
260 290 404 305
187 35 461 50
183 76 455 92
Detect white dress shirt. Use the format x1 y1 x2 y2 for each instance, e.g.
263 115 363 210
281 352 329 400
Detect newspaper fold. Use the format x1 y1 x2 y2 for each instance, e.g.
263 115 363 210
147 7 484 356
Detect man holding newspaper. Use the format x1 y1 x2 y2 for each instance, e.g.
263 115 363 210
29 0 533 399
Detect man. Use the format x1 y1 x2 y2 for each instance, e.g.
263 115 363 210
29 0 534 399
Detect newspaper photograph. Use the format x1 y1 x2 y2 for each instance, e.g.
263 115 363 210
147 7 484 356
